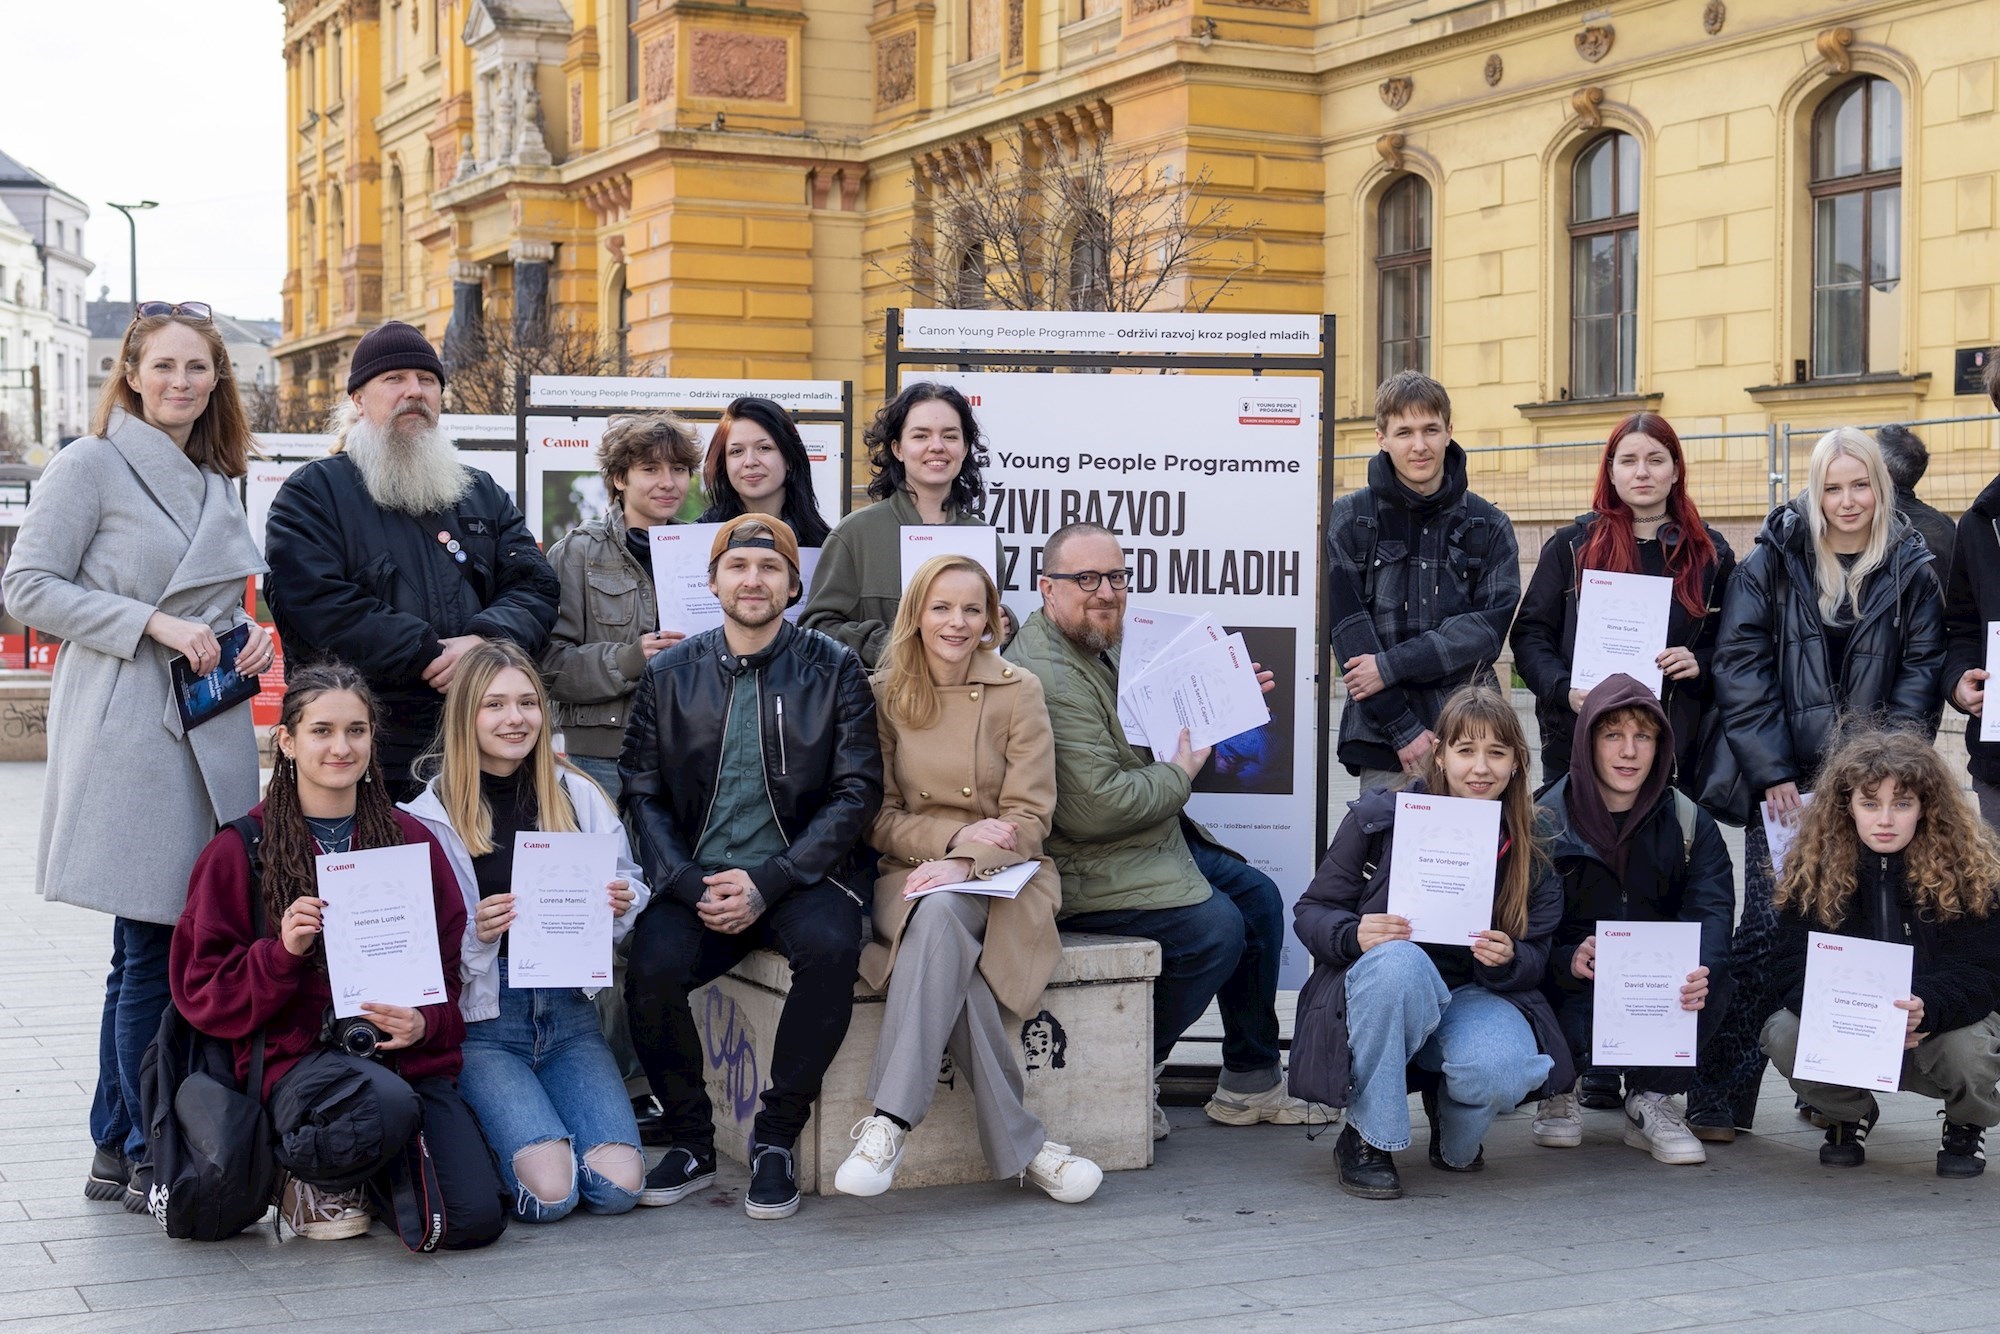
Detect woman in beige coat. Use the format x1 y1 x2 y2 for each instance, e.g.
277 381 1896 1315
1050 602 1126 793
834 555 1101 1203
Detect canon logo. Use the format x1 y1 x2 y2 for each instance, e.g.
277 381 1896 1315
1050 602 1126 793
324 862 355 872
523 841 550 849
1814 942 1844 951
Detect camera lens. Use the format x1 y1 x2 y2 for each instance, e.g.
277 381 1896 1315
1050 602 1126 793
342 1022 378 1057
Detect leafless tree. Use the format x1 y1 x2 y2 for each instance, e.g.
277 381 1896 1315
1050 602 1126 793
442 316 650 415
881 130 1260 314
0 414 20 463
240 383 323 434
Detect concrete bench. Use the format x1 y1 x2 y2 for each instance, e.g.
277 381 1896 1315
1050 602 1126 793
694 932 1162 1194
0 671 49 763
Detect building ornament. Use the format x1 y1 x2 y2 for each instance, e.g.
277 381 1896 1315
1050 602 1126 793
1571 85 1605 128
1575 24 1614 63
1816 26 1855 74
1379 76 1413 111
1375 133 1405 171
1702 0 1726 36
1484 54 1503 86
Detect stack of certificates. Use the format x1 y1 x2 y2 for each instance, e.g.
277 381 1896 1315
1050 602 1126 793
1115 606 1270 753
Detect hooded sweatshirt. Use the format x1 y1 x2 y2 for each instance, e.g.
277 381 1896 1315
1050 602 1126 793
1564 673 1674 882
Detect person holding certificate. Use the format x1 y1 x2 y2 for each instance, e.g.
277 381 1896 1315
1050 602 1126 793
833 555 1102 1202
402 641 651 1224
1292 687 1570 1200
1941 367 2000 830
1511 412 1733 791
1532 676 1735 1165
170 666 505 1247
697 396 834 548
1759 731 2000 1176
1689 428 1945 1141
802 383 1004 667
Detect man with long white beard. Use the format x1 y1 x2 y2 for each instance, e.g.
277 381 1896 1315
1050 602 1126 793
265 321 559 797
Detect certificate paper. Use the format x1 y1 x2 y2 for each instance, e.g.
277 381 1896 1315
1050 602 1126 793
1983 622 2000 743
1592 920 1701 1067
1571 570 1674 694
650 523 726 634
783 547 822 624
1385 793 1502 946
1761 793 1814 878
508 832 618 989
317 845 448 1019
1117 607 1222 745
1122 632 1270 752
1795 931 1913 1092
903 859 1038 902
899 526 999 591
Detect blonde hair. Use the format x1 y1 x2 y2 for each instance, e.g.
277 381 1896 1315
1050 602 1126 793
1804 427 1894 622
423 640 580 856
1775 729 2000 930
874 554 1002 730
1419 686 1544 940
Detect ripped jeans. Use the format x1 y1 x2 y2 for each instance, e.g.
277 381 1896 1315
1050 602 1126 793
459 960 645 1223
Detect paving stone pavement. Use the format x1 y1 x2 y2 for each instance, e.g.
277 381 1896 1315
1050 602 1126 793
1 758 1995 1333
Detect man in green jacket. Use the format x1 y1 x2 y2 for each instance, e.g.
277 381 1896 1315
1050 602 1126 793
1005 522 1319 1139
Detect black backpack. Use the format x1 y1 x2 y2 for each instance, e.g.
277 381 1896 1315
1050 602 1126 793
139 815 280 1241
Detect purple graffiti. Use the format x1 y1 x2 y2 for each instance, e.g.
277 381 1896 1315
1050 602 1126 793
702 986 761 1122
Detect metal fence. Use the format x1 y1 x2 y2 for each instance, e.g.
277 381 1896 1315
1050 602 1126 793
1779 414 2000 517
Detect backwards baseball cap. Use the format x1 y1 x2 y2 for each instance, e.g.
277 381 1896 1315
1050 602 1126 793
709 514 802 589
346 320 446 395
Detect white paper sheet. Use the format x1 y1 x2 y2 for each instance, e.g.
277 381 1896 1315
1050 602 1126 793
899 526 999 591
783 547 822 624
1761 792 1814 878
507 832 618 989
1982 622 2000 743
1116 607 1222 746
650 522 726 635
1591 920 1702 1067
1121 631 1270 752
1384 793 1502 946
316 844 448 1019
902 859 1038 902
1571 570 1675 694
1795 931 1914 1092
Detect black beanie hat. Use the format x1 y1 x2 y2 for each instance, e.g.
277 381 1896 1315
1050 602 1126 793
346 320 446 394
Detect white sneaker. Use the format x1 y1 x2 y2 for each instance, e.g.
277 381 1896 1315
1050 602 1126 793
833 1115 907 1197
1152 1063 1170 1142
280 1173 369 1241
1023 1141 1103 1203
1623 1092 1706 1165
1531 1093 1583 1148
1204 1078 1334 1127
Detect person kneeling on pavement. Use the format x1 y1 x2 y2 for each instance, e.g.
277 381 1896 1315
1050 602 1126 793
168 666 505 1246
1531 675 1734 1164
1291 687 1572 1200
1759 729 2000 1177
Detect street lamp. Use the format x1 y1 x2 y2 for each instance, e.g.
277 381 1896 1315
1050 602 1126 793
105 200 159 312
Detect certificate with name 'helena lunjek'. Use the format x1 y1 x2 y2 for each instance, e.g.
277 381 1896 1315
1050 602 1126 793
1385 793 1501 946
316 844 448 1019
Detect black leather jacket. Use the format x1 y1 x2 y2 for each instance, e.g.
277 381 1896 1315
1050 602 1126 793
617 619 883 910
1713 498 1943 795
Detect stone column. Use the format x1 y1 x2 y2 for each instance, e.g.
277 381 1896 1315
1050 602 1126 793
510 241 555 345
445 260 487 367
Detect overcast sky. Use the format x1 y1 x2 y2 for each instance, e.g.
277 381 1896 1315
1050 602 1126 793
1 2 286 321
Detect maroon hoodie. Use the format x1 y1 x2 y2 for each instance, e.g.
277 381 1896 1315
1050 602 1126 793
169 803 469 1100
1565 673 1674 880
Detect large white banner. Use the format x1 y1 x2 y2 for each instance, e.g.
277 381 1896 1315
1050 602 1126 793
903 309 1321 356
929 371 1324 986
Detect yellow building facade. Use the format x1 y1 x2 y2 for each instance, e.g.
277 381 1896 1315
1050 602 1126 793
275 0 1999 521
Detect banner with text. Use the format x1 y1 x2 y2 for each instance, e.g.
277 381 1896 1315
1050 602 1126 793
930 371 1324 986
902 309 1322 356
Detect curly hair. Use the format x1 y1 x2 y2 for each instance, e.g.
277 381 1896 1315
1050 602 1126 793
598 412 700 509
1773 728 2000 929
1418 685 1546 941
864 382 987 513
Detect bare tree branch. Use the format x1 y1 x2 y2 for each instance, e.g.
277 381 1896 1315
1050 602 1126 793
442 318 652 415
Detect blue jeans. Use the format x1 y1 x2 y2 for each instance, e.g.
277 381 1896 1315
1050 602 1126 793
566 754 622 804
458 960 643 1223
89 918 175 1161
1062 840 1284 1076
1343 941 1552 1167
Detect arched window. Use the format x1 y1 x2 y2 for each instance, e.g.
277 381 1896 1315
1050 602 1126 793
625 0 641 103
615 276 632 372
955 245 988 309
1569 132 1639 398
1811 77 1902 378
330 25 343 101
1067 222 1109 312
1376 175 1432 378
387 166 406 299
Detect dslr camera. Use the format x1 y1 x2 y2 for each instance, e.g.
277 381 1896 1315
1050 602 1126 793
319 1007 387 1059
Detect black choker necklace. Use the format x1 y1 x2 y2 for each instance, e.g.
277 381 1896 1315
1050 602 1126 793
1631 510 1667 523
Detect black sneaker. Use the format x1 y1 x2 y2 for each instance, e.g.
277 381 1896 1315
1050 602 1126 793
746 1143 800 1220
1577 1071 1623 1110
1820 1109 1878 1167
1421 1088 1484 1173
1938 1118 1987 1179
632 1096 670 1148
1334 1123 1402 1200
122 1162 154 1216
638 1145 716 1207
84 1144 130 1202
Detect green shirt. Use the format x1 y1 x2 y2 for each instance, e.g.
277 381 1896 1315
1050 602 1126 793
693 668 789 874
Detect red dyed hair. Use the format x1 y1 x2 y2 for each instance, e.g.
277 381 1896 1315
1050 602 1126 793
1576 413 1719 617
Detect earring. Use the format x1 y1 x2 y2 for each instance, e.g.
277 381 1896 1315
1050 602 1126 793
362 771 373 784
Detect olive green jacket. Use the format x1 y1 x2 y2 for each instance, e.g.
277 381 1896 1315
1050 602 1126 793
1002 609 1215 917
799 490 1002 668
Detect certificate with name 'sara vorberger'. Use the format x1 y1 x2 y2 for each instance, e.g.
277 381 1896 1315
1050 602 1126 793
1795 932 1913 1093
1385 793 1501 946
316 845 448 1019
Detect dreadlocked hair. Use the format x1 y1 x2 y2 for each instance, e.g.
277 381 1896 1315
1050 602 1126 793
261 663 407 945
1774 727 2000 930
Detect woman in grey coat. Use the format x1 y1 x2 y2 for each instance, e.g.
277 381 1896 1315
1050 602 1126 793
1 304 271 1209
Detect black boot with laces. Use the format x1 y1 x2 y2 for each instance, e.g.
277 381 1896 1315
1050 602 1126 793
1334 1123 1403 1200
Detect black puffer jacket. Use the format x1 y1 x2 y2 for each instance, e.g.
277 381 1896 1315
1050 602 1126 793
1943 474 2000 783
264 453 559 786
618 619 883 911
1769 852 2000 1037
1511 514 1734 788
1711 499 1943 795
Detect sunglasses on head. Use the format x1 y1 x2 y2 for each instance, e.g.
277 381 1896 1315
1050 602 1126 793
132 301 213 322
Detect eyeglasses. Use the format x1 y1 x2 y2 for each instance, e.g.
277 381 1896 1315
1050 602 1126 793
133 301 213 322
1044 568 1132 593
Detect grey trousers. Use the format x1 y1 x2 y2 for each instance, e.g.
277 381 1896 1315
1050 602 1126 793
1971 772 2000 835
1356 766 1406 795
1761 1008 2000 1128
868 893 1045 1179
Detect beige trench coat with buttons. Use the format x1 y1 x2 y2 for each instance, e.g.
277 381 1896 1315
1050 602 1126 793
859 649 1064 1017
